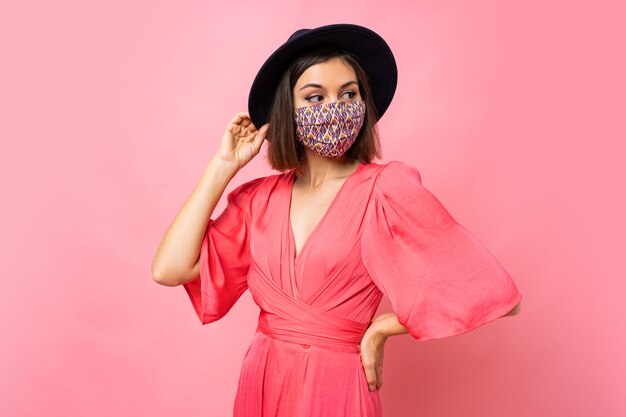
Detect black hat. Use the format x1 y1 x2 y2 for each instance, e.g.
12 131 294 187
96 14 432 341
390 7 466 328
247 23 398 130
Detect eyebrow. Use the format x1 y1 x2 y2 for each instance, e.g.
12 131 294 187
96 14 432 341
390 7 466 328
298 80 358 91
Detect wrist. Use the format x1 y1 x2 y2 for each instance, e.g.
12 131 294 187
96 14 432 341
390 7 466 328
208 155 240 176
367 321 390 343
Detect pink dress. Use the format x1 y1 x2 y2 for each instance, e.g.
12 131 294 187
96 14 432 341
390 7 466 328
183 160 522 416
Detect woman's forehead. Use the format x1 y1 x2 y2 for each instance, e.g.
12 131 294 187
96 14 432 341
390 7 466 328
295 59 357 89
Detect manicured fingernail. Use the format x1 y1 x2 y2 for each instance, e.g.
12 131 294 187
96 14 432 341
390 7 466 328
369 385 375 391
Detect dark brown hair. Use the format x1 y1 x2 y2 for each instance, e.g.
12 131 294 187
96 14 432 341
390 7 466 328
265 47 382 172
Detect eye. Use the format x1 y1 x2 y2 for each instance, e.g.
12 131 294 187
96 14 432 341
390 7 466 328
305 91 358 103
305 94 323 103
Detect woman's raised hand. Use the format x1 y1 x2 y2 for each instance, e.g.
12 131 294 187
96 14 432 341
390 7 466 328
215 111 270 171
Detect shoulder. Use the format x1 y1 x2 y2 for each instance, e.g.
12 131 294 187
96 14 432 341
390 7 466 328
229 174 266 195
379 160 422 183
375 160 423 198
225 172 272 208
227 169 288 206
370 161 455 225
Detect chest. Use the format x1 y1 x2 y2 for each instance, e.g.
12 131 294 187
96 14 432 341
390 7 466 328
248 171 375 277
289 176 351 260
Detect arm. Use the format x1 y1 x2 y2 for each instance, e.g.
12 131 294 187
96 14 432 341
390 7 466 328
359 304 522 392
151 112 269 287
151 156 239 286
368 300 522 341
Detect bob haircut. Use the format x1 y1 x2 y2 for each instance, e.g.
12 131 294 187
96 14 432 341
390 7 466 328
265 46 382 172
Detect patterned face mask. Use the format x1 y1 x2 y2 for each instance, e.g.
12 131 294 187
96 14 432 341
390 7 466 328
293 99 366 158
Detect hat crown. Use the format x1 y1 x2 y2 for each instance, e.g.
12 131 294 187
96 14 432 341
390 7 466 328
287 28 312 42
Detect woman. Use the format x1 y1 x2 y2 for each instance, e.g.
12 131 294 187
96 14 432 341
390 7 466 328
152 23 522 417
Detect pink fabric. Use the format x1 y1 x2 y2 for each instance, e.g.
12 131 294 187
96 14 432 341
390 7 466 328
183 160 522 417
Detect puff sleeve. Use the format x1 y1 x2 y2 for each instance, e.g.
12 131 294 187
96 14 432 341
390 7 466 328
183 177 263 324
361 161 522 341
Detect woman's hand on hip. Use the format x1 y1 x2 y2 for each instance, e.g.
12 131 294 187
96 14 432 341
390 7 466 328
360 322 388 392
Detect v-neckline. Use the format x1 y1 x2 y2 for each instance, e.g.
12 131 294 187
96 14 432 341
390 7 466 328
287 162 364 264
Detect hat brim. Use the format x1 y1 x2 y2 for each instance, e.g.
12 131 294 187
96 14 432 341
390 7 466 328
247 23 397 130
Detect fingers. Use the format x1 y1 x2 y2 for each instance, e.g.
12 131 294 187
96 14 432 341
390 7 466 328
254 123 270 148
375 362 383 390
362 358 378 391
228 111 257 132
227 112 249 124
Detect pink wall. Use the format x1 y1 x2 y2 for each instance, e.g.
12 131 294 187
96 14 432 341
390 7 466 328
2 0 624 416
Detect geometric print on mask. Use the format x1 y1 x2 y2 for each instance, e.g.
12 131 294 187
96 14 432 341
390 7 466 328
293 99 366 158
